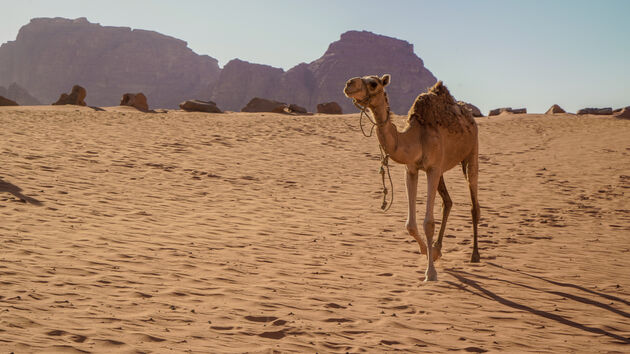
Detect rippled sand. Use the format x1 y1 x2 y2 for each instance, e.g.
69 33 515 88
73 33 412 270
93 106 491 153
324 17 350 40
0 106 628 353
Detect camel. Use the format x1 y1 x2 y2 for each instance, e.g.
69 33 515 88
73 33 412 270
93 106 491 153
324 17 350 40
343 75 480 281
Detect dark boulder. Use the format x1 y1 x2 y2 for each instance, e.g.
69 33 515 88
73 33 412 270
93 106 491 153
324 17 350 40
458 101 483 117
52 85 86 106
120 93 148 111
317 102 343 114
0 95 18 106
179 99 222 113
577 107 612 115
241 97 286 112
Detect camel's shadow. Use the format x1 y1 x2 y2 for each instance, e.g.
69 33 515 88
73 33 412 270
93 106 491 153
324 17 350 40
445 263 630 345
0 177 43 205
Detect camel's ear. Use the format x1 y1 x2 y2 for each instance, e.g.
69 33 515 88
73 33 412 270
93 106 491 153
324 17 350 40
381 74 391 87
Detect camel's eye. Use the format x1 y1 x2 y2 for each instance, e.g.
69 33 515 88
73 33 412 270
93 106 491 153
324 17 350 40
369 81 378 89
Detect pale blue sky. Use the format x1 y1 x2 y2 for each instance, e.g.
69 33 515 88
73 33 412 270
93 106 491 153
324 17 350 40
1 0 628 113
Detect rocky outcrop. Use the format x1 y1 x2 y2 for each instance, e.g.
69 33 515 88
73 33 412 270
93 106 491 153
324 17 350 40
120 93 148 111
317 102 342 114
0 83 41 105
613 106 630 119
53 85 86 106
288 104 307 114
546 104 566 114
0 17 220 108
458 101 483 117
577 107 612 115
489 108 509 116
489 107 527 116
211 31 437 114
307 31 437 114
179 99 222 113
241 98 287 113
0 96 18 106
1 19 437 112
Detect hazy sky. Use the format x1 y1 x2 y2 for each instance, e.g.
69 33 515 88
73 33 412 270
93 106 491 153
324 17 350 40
1 0 629 113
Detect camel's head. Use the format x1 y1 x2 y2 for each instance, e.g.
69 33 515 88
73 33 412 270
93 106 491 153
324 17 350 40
343 74 391 106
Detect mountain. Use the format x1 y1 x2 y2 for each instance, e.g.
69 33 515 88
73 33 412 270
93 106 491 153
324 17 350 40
0 17 220 108
307 30 437 114
0 83 41 105
0 18 437 112
210 31 437 113
211 59 285 111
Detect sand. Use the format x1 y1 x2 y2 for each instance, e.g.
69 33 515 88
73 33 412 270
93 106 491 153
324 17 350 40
0 107 628 353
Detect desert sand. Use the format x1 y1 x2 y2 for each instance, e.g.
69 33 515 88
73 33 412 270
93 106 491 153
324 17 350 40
0 106 628 353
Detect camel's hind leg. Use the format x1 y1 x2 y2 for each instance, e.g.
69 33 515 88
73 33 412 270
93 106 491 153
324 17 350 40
432 175 452 261
463 153 481 263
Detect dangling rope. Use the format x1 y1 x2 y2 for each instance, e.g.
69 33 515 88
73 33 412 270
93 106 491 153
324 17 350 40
353 98 394 211
379 145 394 211
353 100 378 138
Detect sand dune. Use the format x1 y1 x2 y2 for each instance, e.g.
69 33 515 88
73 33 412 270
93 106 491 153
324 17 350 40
0 107 628 352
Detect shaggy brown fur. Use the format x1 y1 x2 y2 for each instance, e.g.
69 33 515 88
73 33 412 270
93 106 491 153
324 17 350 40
407 81 475 134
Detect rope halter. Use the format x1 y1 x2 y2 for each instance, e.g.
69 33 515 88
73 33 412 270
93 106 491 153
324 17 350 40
349 79 394 211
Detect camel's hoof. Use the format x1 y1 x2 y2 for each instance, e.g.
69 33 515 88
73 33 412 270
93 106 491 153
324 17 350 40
424 270 438 282
432 245 442 262
470 252 480 263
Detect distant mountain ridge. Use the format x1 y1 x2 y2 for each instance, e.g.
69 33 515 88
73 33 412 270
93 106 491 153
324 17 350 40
0 82 41 105
0 18 437 112
0 17 220 108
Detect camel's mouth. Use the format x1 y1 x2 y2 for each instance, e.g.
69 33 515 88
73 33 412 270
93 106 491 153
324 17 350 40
343 87 363 97
343 78 366 98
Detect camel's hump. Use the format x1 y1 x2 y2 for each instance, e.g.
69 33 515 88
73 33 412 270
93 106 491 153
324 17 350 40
408 81 475 133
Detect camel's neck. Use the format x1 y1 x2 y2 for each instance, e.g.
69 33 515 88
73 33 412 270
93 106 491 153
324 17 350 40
368 93 409 164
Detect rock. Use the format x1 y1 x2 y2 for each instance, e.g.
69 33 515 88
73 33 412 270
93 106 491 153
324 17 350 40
179 99 222 113
613 106 630 119
288 104 307 114
488 107 510 116
0 17 220 108
120 93 148 111
241 98 287 113
0 95 18 106
317 102 343 114
577 107 612 115
0 83 41 105
52 85 86 106
458 101 483 117
488 107 526 116
511 108 527 114
545 104 566 114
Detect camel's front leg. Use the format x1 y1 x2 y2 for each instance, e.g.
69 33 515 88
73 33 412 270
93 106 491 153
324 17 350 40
423 169 441 281
405 167 427 255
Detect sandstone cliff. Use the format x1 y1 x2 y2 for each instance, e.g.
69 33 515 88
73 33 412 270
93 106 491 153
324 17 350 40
0 17 220 108
307 31 437 114
211 59 284 111
0 19 437 112
210 31 437 114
